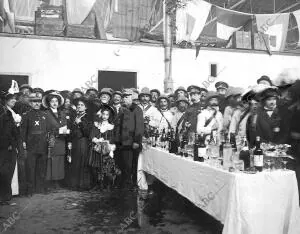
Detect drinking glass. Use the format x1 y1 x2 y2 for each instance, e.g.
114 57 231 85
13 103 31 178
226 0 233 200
265 159 272 171
282 159 288 170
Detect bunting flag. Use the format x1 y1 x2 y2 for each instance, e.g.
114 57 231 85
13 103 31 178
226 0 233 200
66 0 96 25
255 13 290 51
292 9 300 47
176 0 211 43
216 7 252 40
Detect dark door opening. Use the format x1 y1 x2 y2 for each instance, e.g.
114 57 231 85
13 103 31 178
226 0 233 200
98 71 137 91
0 74 29 93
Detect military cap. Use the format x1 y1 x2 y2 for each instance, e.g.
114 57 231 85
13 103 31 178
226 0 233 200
86 88 98 94
113 91 122 97
72 88 84 95
32 88 44 94
28 93 42 102
189 85 202 94
122 88 134 96
19 84 33 92
215 81 229 90
260 87 280 100
206 91 220 102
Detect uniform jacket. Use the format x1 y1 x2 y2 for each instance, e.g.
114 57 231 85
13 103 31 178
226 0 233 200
21 109 49 153
117 104 144 148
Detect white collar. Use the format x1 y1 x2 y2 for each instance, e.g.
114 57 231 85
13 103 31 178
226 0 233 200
94 121 114 133
51 108 58 113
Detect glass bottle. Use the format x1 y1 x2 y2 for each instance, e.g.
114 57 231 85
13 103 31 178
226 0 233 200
254 136 264 172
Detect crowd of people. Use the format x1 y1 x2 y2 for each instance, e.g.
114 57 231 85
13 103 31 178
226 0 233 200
0 74 300 205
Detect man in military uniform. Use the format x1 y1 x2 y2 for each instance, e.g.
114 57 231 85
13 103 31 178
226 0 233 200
182 85 206 133
215 81 229 114
21 93 50 194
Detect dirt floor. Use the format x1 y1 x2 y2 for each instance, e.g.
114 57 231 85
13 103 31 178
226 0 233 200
0 183 223 234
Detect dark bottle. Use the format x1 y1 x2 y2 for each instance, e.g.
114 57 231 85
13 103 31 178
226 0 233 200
194 133 199 161
153 129 159 147
239 136 250 169
219 133 225 158
169 128 177 154
197 133 206 162
230 133 237 151
67 142 72 163
181 132 188 157
254 136 264 172
161 129 166 149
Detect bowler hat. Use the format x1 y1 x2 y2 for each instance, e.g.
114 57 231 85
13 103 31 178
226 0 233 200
99 88 112 98
122 88 134 96
157 94 170 104
150 89 160 96
113 91 122 97
72 88 84 96
139 87 151 98
175 86 187 94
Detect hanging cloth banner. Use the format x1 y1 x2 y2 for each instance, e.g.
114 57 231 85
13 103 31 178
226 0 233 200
292 9 300 47
11 0 39 21
176 0 211 43
66 0 96 25
216 6 252 40
255 13 289 51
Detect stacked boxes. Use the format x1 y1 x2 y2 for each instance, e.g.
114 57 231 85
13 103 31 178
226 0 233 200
35 5 65 37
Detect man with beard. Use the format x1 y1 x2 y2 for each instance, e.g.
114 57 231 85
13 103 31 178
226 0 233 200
99 88 112 105
182 86 206 134
150 89 160 106
197 92 223 140
171 96 189 138
215 81 229 114
21 93 50 195
117 89 144 188
223 87 244 134
153 95 173 131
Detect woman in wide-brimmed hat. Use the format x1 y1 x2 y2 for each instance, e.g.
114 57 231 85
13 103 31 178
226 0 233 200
43 91 70 185
88 104 119 191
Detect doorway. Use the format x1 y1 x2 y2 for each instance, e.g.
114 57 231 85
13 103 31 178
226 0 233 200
0 74 29 93
98 70 137 91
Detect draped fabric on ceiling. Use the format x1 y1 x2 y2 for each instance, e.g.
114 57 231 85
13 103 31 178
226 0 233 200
66 0 96 25
112 0 160 41
292 9 300 47
11 0 39 21
255 13 290 51
176 0 212 43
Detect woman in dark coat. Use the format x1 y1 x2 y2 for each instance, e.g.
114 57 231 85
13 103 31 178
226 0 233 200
88 105 119 191
0 93 19 204
66 98 92 190
42 92 70 184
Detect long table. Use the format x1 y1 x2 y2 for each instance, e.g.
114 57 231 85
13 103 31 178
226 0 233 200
137 147 300 234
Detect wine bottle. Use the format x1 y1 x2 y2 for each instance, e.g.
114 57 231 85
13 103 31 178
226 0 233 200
239 136 250 169
67 142 72 163
254 136 263 172
198 133 206 162
230 133 237 152
194 133 199 161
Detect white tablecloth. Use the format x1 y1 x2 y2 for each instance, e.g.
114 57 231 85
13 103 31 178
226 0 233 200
138 148 300 234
